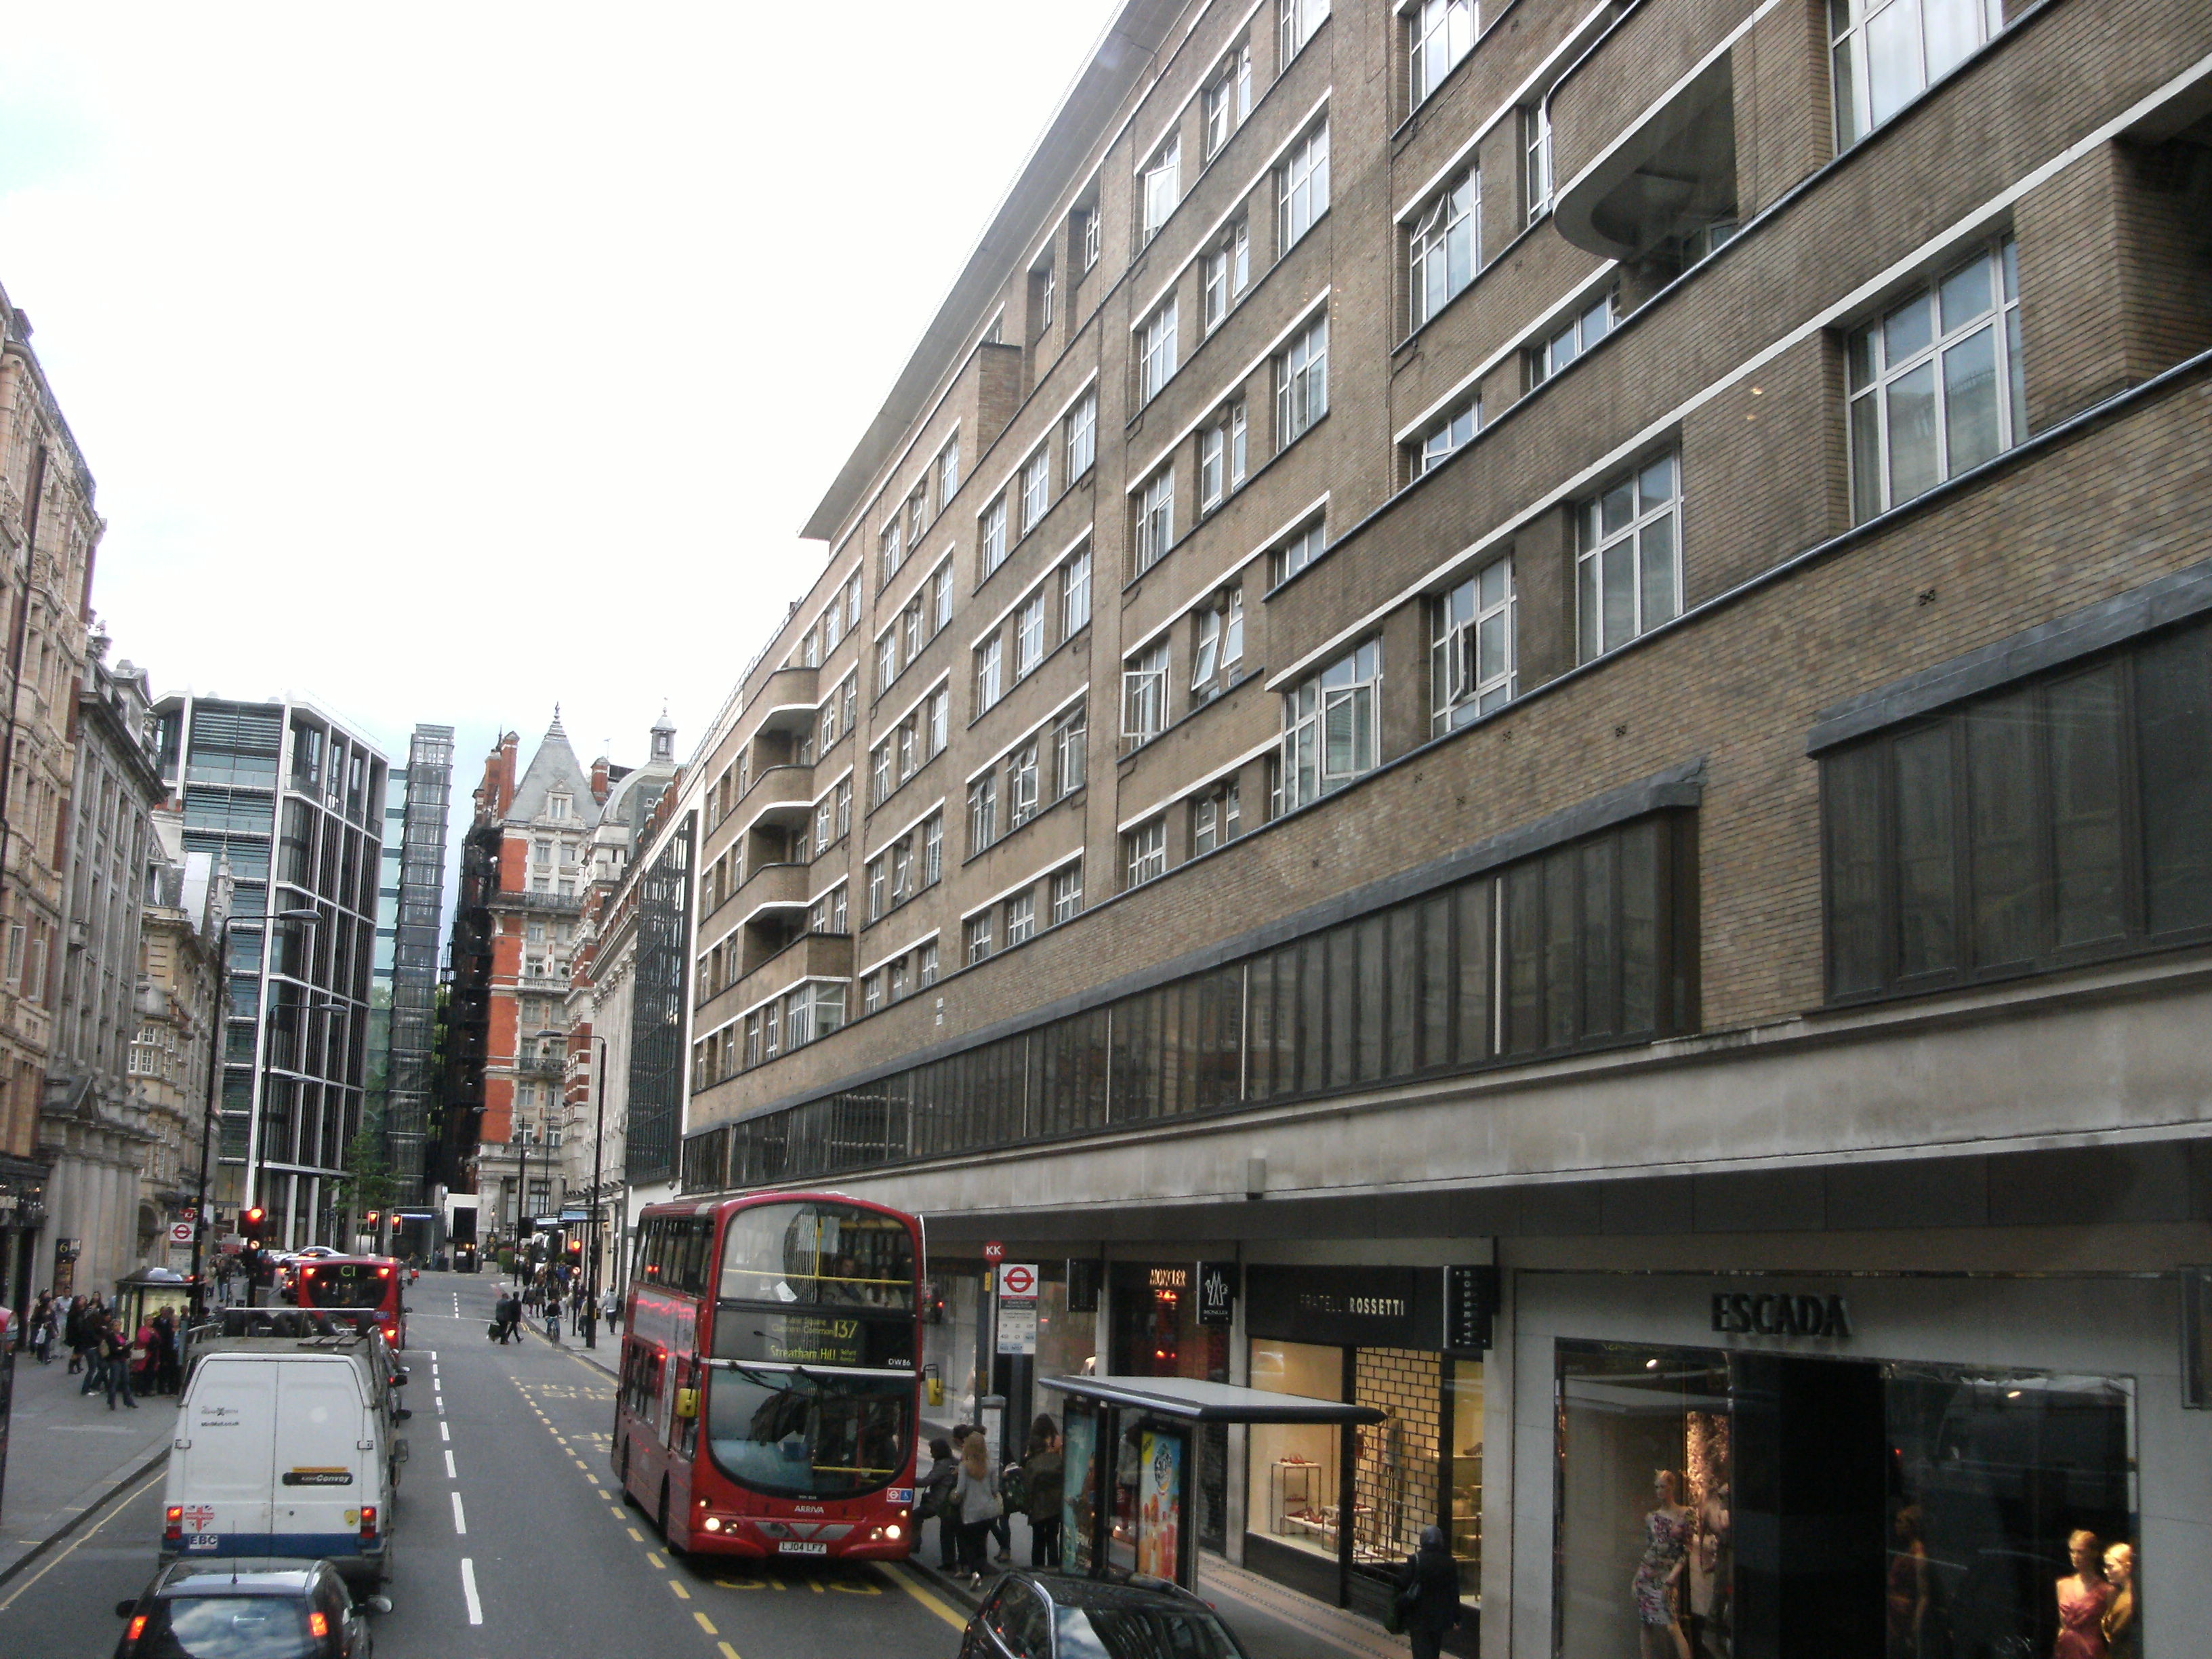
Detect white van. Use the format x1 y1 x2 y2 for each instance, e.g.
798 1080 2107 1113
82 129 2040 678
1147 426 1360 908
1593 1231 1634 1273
166 1319 407 1586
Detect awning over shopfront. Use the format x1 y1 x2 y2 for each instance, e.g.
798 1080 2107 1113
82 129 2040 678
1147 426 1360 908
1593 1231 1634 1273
1041 1372 1385 1426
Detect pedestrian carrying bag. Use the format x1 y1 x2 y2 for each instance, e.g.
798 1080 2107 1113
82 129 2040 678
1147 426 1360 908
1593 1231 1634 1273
487 1319 502 1341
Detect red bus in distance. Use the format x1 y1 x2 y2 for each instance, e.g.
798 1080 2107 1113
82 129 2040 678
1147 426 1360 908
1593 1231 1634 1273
293 1256 407 1350
614 1192 923 1561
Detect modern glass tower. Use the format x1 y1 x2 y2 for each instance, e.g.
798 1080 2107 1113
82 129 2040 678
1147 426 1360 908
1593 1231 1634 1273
385 726 453 1199
153 695 390 1250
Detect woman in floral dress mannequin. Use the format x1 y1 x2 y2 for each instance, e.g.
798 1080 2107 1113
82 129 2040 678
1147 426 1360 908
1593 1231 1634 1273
1633 1469 1694 1659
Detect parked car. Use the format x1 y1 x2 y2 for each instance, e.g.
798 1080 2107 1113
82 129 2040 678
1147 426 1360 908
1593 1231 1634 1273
960 1570 1250 1659
114 1557 387 1658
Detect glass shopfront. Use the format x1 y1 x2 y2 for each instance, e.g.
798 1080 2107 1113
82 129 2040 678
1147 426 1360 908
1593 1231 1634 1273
1528 1273 2163 1659
1244 1265 1484 1647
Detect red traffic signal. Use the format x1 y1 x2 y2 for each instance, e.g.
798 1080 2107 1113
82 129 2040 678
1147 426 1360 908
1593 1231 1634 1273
243 1206 266 1242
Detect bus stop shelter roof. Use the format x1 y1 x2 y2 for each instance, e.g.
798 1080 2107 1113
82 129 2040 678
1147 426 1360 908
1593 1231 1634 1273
1040 1374 1387 1425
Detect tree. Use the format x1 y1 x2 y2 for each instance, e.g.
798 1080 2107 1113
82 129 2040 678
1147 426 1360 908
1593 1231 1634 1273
340 1109 401 1252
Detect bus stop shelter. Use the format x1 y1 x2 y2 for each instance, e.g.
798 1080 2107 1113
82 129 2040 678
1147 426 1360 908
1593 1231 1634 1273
1041 1374 1383 1598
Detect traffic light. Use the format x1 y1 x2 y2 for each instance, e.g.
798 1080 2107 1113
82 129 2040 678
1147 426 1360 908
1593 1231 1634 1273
243 1206 266 1244
567 1238 582 1259
365 1210 380 1227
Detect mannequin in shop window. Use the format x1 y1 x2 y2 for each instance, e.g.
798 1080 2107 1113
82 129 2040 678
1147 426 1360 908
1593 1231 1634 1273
2054 1530 2113 1659
1632 1469 1694 1659
2100 1542 2137 1659
1886 1504 1930 1659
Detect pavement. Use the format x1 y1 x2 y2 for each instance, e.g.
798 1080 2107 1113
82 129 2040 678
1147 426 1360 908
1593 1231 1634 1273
0 1339 180 1588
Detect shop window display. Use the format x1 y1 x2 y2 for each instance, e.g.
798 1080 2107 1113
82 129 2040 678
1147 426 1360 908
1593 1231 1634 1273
1248 1340 1346 1560
1553 1341 2139 1659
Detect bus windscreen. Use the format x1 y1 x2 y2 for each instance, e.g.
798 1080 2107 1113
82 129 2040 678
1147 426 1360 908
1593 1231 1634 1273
299 1263 393 1309
703 1367 914 1499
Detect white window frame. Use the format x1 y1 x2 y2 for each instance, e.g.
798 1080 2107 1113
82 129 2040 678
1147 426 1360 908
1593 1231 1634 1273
923 812 943 886
1015 592 1046 680
1007 741 1040 827
1522 102 1552 224
1529 288 1615 386
1052 703 1088 798
1202 220 1251 333
1134 468 1176 575
1431 554 1516 734
1416 397 1480 476
1576 450 1682 661
979 495 1008 578
1409 169 1479 331
1847 237 2024 521
1050 862 1084 924
1204 41 1254 159
1279 638 1380 810
1020 446 1051 535
1277 121 1330 251
1061 544 1092 638
1142 134 1182 243
1831 0 2005 148
1409 0 1478 108
1067 390 1098 479
937 436 961 508
1123 641 1170 745
1279 0 1331 64
933 560 955 632
1126 818 1168 887
1138 298 1180 406
968 773 998 856
1276 314 1329 446
1004 889 1037 947
1273 517 1327 586
974 634 1004 712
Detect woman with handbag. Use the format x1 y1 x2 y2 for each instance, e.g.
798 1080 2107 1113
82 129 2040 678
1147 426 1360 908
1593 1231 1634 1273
1394 1525 1465 1659
951 1428 1002 1588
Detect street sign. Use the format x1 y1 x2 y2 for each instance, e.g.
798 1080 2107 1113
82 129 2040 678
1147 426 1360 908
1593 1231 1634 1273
998 1263 1038 1300
995 1260 1038 1356
168 1222 196 1246
983 1241 1005 1263
178 1206 198 1222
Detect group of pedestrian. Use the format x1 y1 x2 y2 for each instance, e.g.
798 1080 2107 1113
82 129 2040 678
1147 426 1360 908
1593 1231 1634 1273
919 1412 1065 1589
18 1292 185 1409
494 1261 621 1347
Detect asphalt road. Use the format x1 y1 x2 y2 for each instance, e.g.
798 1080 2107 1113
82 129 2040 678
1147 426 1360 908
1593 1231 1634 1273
0 1272 972 1658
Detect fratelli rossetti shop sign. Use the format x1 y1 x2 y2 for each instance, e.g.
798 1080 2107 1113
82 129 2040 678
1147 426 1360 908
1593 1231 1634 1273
1709 1289 1853 1339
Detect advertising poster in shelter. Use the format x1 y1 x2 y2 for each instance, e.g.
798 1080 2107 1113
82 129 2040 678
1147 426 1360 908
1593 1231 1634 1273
1062 1409 1097 1572
1136 1429 1183 1580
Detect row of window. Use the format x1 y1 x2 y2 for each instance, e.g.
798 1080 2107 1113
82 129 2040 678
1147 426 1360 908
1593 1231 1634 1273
972 542 1092 720
686 811 1694 1187
964 861 1085 966
869 685 951 808
865 810 946 924
968 703 1088 859
979 392 1097 588
875 562 956 697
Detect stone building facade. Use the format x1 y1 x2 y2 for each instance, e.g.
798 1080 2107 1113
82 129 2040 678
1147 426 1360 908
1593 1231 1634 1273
131 813 228 1275
40 642 165 1294
0 289 102 1310
662 2 2212 1652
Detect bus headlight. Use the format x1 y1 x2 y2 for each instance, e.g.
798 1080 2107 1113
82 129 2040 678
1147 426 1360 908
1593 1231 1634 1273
884 1523 902 1540
703 1517 722 1532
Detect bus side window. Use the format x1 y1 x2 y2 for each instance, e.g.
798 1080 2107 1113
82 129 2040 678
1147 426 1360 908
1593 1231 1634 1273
685 1218 712 1295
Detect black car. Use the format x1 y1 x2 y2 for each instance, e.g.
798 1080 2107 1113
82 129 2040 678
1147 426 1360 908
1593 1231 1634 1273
960 1570 1252 1659
114 1557 388 1658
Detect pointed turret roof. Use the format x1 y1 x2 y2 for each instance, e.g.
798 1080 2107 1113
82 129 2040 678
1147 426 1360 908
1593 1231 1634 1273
508 710 600 828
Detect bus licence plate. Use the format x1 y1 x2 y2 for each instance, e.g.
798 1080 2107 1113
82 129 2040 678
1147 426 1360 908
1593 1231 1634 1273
777 1541 827 1556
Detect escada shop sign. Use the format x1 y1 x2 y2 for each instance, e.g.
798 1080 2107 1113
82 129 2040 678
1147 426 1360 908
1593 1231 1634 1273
1711 1290 1853 1340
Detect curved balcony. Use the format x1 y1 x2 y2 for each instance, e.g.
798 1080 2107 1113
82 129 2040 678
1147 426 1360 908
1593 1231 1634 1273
734 764 816 834
733 861 811 928
752 665 819 737
1555 35 1739 264
739 930 853 1008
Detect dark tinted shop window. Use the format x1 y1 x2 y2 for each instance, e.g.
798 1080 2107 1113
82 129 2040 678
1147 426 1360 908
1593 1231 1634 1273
1553 1342 2138 1659
1823 617 2212 1001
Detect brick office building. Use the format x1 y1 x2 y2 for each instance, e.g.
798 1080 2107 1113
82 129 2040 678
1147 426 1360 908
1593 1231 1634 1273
674 3 2212 1652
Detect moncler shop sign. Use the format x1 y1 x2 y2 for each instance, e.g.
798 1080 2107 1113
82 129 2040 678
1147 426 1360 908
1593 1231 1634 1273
1709 1290 1854 1339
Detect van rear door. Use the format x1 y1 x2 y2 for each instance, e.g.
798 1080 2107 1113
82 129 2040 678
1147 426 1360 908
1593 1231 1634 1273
270 1359 373 1559
173 1357 279 1553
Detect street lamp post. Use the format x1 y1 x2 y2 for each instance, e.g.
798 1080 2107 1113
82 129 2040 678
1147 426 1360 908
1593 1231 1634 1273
529 1026 612 1347
189 903 320 1321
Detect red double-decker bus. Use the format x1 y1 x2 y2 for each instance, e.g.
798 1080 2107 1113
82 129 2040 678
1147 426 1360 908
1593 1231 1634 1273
613 1192 923 1561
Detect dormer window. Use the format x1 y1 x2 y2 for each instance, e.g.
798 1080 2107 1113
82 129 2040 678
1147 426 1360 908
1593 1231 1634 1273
548 793 571 821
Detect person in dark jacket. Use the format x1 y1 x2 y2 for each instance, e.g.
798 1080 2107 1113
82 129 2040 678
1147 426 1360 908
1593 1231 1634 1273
64 1297 87 1374
919 1437 960 1569
1397 1524 1463 1659
1021 1414 1065 1567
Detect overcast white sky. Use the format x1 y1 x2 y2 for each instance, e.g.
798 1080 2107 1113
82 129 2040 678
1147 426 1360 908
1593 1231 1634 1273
0 3 1121 801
